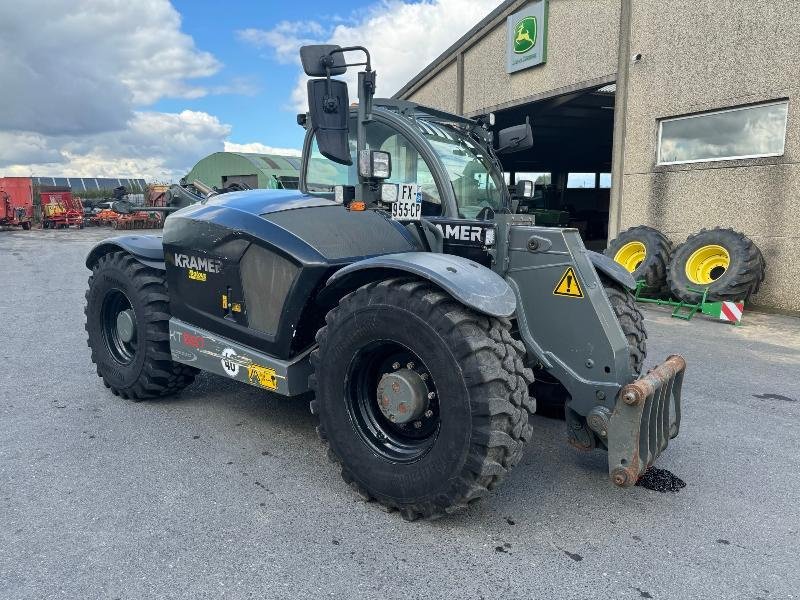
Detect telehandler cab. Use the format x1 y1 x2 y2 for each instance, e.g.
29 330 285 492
85 45 686 520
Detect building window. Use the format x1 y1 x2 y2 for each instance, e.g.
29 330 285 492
516 172 552 185
657 101 788 165
567 173 596 188
599 173 612 188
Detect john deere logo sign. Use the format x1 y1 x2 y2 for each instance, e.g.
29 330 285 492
506 1 548 73
513 16 537 54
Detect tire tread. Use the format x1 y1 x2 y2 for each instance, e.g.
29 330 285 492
308 277 535 520
605 225 672 296
667 227 765 303
85 252 196 399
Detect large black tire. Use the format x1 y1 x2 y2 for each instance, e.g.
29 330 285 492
21 221 31 230
310 278 535 520
605 282 647 374
667 227 765 304
534 279 647 416
85 251 197 399
604 225 672 296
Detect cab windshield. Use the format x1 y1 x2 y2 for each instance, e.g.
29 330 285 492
416 120 506 219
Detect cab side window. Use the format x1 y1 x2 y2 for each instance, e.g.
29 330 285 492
367 122 442 216
304 118 443 217
305 121 357 194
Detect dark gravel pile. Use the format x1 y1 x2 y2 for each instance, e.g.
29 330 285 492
636 467 686 493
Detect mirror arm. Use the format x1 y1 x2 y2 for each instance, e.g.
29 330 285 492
318 45 378 203
330 46 372 72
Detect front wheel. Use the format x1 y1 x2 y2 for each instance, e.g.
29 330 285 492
310 278 535 520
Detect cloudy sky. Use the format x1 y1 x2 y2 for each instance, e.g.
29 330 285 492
0 0 500 182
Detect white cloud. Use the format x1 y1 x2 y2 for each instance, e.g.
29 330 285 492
1 111 231 182
0 0 272 181
0 132 64 167
0 0 221 135
240 0 501 112
223 142 302 156
237 21 326 64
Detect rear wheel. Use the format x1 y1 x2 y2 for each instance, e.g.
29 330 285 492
85 251 196 399
534 279 646 416
310 278 535 520
605 225 672 296
667 227 765 304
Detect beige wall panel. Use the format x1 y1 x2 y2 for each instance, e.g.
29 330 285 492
462 0 620 114
621 164 800 311
408 60 459 113
619 0 800 311
623 0 800 174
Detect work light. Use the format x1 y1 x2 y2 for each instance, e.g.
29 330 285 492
358 150 392 179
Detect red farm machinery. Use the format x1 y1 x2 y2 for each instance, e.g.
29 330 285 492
0 177 33 230
41 190 84 229
86 185 165 230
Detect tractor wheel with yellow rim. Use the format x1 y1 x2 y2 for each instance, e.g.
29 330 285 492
667 227 765 304
604 225 672 296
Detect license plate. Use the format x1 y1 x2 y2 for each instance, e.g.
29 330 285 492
391 184 421 221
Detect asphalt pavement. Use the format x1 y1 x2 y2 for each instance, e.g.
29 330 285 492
1 227 798 599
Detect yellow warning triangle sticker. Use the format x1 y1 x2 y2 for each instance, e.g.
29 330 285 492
553 267 584 298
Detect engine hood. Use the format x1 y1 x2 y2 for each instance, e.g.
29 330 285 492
202 188 336 216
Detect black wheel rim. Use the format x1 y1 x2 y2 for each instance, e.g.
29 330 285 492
345 340 440 463
101 289 137 365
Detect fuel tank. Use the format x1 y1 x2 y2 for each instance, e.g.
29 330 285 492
162 189 418 359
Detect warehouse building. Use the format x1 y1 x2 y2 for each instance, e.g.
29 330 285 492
184 152 300 191
395 0 799 312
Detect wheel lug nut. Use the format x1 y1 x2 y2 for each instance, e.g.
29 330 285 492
427 392 436 400
406 362 415 369
420 373 428 381
413 421 422 429
392 362 400 370
424 409 433 418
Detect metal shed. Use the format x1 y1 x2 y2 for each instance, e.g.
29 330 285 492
183 152 301 191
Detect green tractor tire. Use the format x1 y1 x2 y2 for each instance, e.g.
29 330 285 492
605 225 672 297
667 227 765 304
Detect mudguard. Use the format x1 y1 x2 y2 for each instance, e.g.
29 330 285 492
85 235 165 270
326 252 517 318
588 250 636 290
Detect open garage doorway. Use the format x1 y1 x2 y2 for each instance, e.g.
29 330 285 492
494 83 616 251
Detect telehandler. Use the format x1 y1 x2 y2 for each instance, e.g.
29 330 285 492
85 45 685 520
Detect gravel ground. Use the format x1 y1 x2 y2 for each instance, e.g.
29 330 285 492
1 227 798 600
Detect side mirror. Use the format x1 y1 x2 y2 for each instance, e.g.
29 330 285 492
514 179 534 198
358 150 391 179
497 117 533 154
300 45 347 76
307 78 352 165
